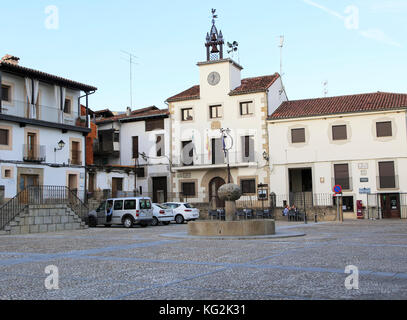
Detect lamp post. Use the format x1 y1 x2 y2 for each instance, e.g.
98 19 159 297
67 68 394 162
220 128 233 183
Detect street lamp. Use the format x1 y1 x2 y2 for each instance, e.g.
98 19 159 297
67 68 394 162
54 140 65 152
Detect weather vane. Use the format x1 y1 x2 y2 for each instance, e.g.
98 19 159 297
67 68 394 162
211 8 218 23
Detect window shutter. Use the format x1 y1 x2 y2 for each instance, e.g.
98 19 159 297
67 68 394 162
132 136 139 159
376 122 392 137
145 118 164 131
0 129 8 145
334 164 350 190
182 182 195 196
379 161 395 188
291 128 305 143
332 125 347 140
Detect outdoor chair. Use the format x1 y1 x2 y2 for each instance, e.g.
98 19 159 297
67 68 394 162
255 209 264 219
236 209 246 220
263 209 272 219
208 210 218 220
244 209 254 219
288 209 296 221
218 209 225 221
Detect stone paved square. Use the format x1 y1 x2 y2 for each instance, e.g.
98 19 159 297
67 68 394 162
0 220 406 300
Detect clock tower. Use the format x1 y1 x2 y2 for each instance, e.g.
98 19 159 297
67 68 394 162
198 9 242 98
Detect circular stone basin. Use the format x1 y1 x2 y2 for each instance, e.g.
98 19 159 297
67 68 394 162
188 220 275 237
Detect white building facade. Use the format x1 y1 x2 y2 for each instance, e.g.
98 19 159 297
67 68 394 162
166 17 287 207
0 55 96 203
90 107 171 203
267 92 407 219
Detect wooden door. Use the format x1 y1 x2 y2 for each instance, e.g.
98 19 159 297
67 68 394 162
381 194 401 219
19 174 39 204
27 133 36 160
112 178 123 198
152 177 167 203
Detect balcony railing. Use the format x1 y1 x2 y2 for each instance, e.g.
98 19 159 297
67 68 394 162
173 151 258 168
23 144 46 162
0 99 83 127
70 150 82 165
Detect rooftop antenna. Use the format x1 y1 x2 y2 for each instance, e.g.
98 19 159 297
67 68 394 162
278 35 284 77
121 50 139 108
322 80 328 97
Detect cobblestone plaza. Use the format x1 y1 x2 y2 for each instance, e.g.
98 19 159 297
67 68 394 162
0 220 406 300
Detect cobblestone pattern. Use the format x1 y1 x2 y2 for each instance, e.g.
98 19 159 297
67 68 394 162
0 220 406 299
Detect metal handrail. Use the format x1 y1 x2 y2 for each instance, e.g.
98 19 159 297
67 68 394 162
0 185 89 230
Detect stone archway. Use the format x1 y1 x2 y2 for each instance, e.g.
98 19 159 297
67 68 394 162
209 177 226 208
201 169 235 209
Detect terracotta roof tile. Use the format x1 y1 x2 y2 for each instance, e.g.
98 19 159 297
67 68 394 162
95 107 169 124
166 73 280 102
269 92 407 120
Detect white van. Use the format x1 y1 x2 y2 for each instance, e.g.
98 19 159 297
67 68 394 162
88 197 154 228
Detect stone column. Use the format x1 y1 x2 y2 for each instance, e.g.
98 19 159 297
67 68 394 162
225 200 237 221
218 184 242 222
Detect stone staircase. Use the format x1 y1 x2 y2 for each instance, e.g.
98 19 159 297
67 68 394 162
0 204 88 236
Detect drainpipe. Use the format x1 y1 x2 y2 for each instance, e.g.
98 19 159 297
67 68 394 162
78 90 96 203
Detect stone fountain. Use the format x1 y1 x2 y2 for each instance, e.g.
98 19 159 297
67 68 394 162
188 183 275 237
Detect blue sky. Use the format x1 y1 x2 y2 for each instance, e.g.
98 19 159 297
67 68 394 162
2 0 406 111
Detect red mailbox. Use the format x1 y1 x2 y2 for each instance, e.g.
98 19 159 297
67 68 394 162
357 200 364 219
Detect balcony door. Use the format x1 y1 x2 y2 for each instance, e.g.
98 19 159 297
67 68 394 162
211 138 224 165
27 133 36 160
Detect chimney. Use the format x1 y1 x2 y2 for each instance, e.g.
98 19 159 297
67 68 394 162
126 106 131 116
1 54 20 65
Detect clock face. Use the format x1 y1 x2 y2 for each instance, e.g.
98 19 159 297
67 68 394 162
207 72 221 86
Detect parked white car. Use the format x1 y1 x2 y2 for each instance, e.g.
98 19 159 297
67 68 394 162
88 197 153 228
151 203 174 226
162 202 200 224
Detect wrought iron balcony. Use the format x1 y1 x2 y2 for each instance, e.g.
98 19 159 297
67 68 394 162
23 144 46 162
172 151 258 168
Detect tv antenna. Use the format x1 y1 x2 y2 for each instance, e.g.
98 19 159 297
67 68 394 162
278 35 284 77
322 80 328 97
121 50 139 108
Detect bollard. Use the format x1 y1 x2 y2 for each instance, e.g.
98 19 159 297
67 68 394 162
314 213 317 223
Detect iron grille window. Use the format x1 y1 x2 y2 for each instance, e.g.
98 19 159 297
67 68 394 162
132 136 139 159
376 121 392 137
209 105 222 119
240 101 253 115
291 128 305 143
0 129 9 145
1 85 10 102
181 182 196 196
145 118 164 131
334 164 350 190
332 125 347 140
241 179 256 194
135 167 145 178
181 108 193 121
379 161 396 188
113 132 120 142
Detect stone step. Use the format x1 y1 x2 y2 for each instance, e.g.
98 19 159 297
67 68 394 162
0 230 10 236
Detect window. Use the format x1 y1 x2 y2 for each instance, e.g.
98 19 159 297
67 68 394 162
71 141 81 165
124 199 136 210
145 118 164 131
135 167 145 178
1 85 11 102
156 134 164 157
64 98 72 114
379 161 396 188
241 179 256 194
140 199 151 209
242 136 255 162
181 182 196 196
0 129 9 146
334 164 350 190
291 128 305 143
181 108 193 121
182 140 194 166
113 132 120 142
113 200 123 211
132 136 139 159
240 101 253 115
376 121 392 137
209 105 222 119
332 125 347 140
4 169 11 178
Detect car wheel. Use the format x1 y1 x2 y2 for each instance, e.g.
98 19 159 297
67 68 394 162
163 221 171 225
123 216 134 228
151 217 159 227
175 214 184 224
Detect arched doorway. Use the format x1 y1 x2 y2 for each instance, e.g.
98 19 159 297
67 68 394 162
209 177 226 208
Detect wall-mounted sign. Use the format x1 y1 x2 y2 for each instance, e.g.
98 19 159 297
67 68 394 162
360 170 368 176
360 178 369 183
359 188 371 194
358 163 368 169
